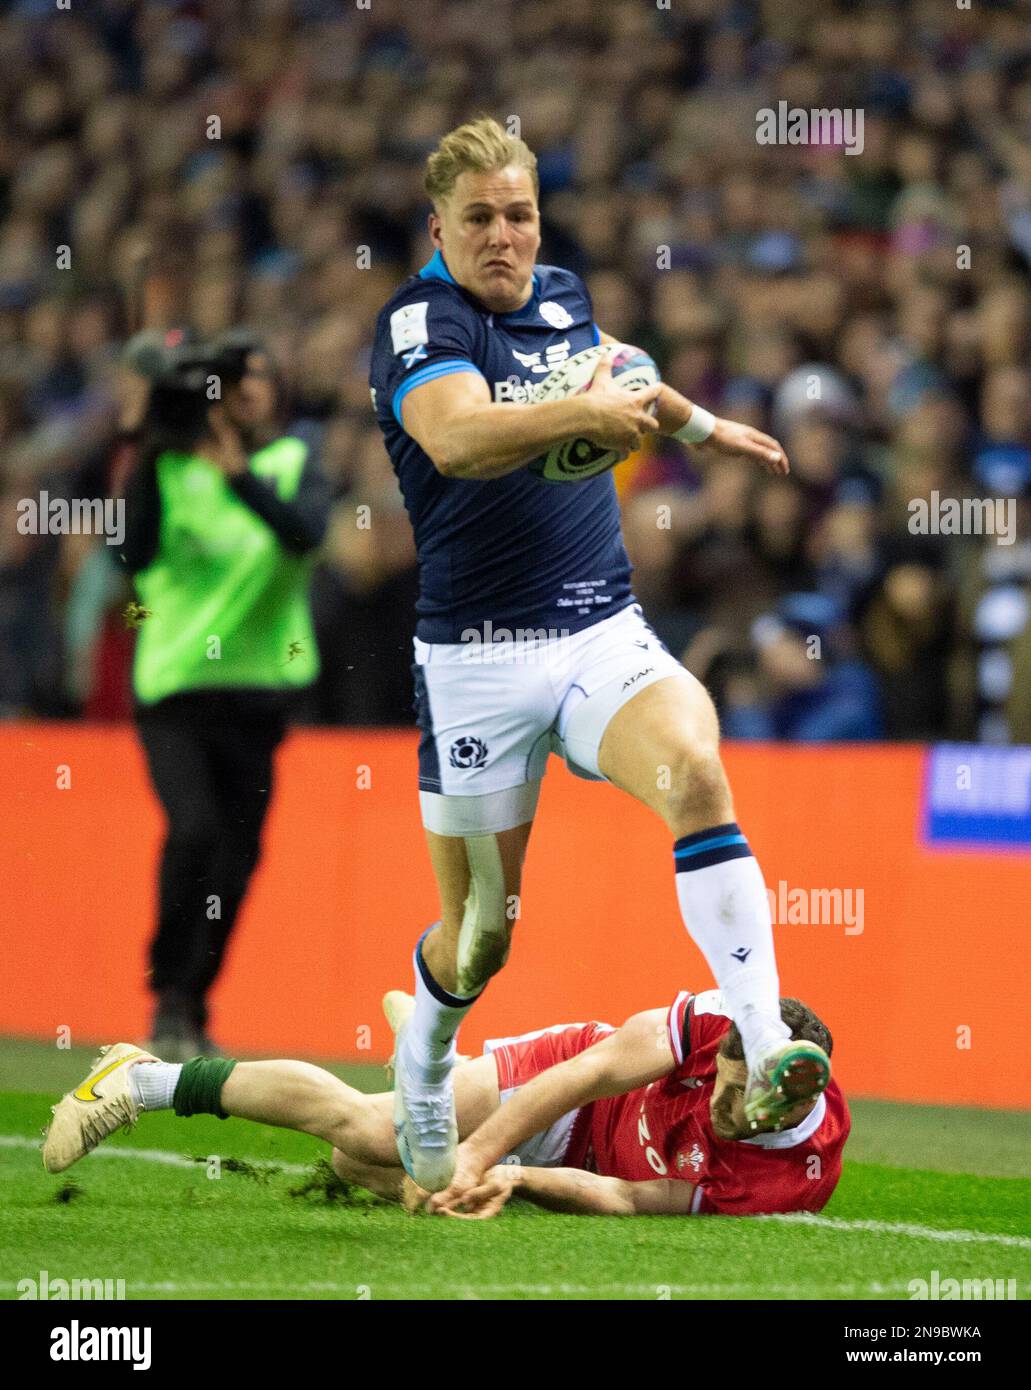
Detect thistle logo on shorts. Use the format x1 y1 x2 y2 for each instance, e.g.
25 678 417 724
449 735 489 770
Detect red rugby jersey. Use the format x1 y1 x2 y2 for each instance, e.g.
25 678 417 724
567 989 850 1215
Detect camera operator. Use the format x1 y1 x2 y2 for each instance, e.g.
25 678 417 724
120 333 330 1056
63 329 190 719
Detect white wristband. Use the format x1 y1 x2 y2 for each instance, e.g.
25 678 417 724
674 406 716 445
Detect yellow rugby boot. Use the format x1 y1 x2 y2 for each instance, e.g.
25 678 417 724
42 1043 156 1174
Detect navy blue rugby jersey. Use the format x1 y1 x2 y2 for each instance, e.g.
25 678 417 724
369 249 635 642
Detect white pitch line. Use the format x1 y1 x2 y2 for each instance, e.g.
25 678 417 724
0 1134 308 1174
761 1212 1031 1249
3 1134 1030 1250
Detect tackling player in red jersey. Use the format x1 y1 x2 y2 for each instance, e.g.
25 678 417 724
423 988 848 1218
44 989 846 1220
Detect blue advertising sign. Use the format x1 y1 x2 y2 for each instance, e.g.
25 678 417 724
924 744 1031 848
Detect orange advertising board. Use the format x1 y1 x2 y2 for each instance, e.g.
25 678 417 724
0 726 1026 1108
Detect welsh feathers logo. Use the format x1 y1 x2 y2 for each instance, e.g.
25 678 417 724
449 735 488 770
539 301 574 329
677 1143 705 1174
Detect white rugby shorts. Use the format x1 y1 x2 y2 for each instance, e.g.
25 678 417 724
412 602 693 834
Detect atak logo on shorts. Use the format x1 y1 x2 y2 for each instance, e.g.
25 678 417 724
449 735 489 770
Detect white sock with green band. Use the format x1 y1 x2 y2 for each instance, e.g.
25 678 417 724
129 1061 182 1112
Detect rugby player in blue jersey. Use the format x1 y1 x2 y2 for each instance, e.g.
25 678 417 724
369 118 830 1191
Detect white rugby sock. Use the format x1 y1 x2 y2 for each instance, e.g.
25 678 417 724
129 1061 182 1112
402 928 479 1084
673 823 790 1066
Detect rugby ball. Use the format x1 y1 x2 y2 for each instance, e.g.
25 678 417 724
526 342 661 484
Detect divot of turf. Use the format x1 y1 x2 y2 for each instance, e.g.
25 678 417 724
190 1155 281 1182
287 1158 373 1204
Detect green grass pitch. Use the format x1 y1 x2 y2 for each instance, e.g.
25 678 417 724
1 1038 1029 1301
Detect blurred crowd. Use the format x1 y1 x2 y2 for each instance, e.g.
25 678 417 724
2 0 1031 740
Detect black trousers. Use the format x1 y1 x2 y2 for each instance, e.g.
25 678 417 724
135 688 293 1030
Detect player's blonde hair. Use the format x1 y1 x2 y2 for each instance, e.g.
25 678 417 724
424 117 539 205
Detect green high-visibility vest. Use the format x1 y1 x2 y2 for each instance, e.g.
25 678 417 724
132 436 320 704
